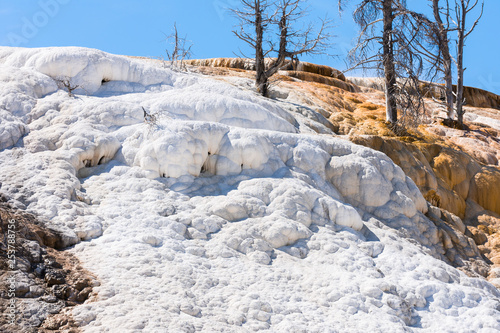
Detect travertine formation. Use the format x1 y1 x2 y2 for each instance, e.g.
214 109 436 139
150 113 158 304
0 49 499 331
190 57 500 286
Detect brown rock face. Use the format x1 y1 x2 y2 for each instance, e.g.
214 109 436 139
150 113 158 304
469 226 488 245
351 135 500 220
185 58 347 81
0 200 97 332
282 71 358 92
469 167 500 215
462 86 500 109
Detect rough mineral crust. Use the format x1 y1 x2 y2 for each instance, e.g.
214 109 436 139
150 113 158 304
0 47 499 332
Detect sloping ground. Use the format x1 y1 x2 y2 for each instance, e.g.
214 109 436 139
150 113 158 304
351 135 500 284
0 49 499 332
269 63 500 285
187 58 500 286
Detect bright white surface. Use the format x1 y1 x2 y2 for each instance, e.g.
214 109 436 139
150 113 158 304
0 47 499 332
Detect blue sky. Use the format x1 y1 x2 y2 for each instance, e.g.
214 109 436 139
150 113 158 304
1 0 498 94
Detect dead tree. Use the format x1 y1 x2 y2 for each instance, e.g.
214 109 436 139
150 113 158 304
453 0 483 125
403 0 482 126
345 0 426 125
401 1 455 119
164 23 193 71
382 0 398 123
232 0 330 97
55 76 79 97
232 0 270 95
432 0 454 119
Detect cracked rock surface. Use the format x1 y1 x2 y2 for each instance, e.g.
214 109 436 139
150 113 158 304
0 198 97 332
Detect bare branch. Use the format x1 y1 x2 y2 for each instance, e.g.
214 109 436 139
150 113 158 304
231 0 332 97
163 23 193 71
346 0 432 125
55 76 79 97
464 1 483 37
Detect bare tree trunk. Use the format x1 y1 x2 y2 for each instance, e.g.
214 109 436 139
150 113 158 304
233 0 330 98
269 18 287 70
382 0 398 123
456 0 483 126
455 1 466 125
165 23 192 71
432 0 454 119
443 54 454 118
456 39 464 125
254 0 268 96
263 10 289 81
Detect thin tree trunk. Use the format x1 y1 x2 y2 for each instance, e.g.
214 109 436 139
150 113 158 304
444 55 454 118
254 0 268 96
382 0 398 123
432 0 454 119
456 2 465 125
256 72 268 96
265 14 288 78
261 10 289 95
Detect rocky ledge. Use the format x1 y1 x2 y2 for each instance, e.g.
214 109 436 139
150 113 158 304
0 195 97 332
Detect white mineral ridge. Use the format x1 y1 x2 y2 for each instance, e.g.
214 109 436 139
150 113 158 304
0 46 499 332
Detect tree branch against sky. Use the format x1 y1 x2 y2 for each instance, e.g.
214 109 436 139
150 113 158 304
342 0 427 125
0 1 496 95
232 0 331 97
431 0 454 119
404 0 483 126
453 0 484 125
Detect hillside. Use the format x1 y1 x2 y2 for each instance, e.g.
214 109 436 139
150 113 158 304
188 57 500 283
0 47 499 332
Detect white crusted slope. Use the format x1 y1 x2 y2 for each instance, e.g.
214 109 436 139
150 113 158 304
0 47 498 332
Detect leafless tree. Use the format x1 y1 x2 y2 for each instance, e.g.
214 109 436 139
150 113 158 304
452 0 483 125
344 0 426 126
408 0 482 125
431 0 454 119
381 0 398 123
407 0 454 119
232 0 331 97
55 76 79 97
164 23 193 71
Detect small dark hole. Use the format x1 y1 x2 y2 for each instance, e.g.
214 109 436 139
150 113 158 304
98 156 105 165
